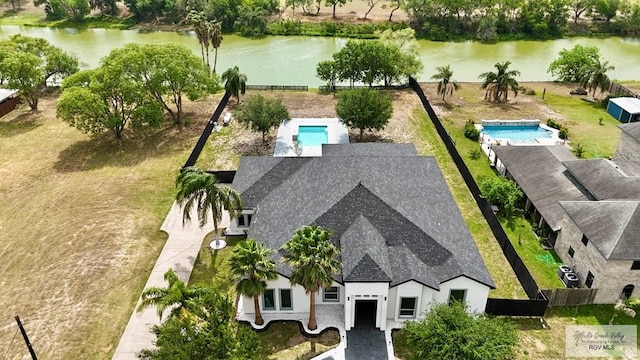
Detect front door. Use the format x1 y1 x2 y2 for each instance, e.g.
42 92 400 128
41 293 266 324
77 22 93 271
354 300 377 328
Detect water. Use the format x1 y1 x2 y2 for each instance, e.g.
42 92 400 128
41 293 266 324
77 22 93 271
1 25 640 85
297 125 328 146
482 125 552 143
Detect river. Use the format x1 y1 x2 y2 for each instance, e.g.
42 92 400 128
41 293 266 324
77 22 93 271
1 25 640 85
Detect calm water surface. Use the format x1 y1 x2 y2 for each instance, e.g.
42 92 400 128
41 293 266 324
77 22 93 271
1 25 639 85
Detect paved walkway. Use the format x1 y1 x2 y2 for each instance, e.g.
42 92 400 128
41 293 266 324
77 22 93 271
345 326 387 360
112 201 228 359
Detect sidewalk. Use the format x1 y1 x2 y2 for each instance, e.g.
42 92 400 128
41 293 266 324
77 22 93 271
111 201 229 359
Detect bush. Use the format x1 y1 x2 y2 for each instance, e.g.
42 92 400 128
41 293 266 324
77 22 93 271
559 127 569 139
464 120 480 141
469 148 483 160
547 119 569 139
546 118 561 129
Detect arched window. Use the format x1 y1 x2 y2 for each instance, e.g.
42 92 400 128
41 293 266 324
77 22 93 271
622 284 635 299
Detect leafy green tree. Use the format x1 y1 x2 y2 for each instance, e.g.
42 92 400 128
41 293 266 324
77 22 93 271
233 94 291 143
571 0 595 23
478 175 523 219
175 167 242 249
325 0 348 18
377 28 423 81
221 66 247 103
57 56 163 139
336 88 393 139
228 239 278 325
593 0 620 22
579 58 615 97
89 0 118 15
402 302 518 360
316 60 336 90
34 0 90 20
139 287 264 360
386 0 403 21
105 43 218 126
547 44 601 82
431 65 460 102
123 0 178 21
479 61 520 102
234 5 268 36
137 269 215 320
281 225 340 331
0 35 78 111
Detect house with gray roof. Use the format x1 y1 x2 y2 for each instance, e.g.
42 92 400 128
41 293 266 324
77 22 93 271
227 143 494 331
492 135 640 303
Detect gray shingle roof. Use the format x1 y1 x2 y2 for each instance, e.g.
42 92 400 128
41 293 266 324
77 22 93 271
493 146 588 230
619 122 640 142
560 201 640 260
564 159 640 200
231 144 495 289
322 143 418 157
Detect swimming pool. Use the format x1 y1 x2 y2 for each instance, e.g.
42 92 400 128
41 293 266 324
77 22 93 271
482 125 552 144
297 126 328 146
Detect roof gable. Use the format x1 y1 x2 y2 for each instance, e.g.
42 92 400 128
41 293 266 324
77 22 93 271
564 159 640 200
340 214 392 282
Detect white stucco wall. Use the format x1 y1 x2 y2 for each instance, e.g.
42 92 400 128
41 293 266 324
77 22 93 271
433 276 490 313
224 209 255 236
344 282 389 331
389 281 435 321
242 274 343 315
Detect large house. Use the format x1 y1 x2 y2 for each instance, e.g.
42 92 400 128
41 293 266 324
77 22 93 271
492 122 640 303
226 143 494 331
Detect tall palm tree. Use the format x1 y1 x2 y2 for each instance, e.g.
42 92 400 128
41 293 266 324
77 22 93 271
175 166 242 249
186 11 208 66
431 64 460 103
221 66 247 103
580 59 615 97
209 20 223 74
478 61 521 102
228 239 278 325
281 225 340 330
137 269 214 320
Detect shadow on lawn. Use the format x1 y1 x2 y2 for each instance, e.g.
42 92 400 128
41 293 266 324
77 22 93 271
0 112 42 137
54 119 204 172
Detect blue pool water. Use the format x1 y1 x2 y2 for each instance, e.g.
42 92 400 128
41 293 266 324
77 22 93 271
482 125 552 143
298 126 328 146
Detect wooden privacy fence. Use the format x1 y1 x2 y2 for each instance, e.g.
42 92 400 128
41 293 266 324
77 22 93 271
541 288 598 307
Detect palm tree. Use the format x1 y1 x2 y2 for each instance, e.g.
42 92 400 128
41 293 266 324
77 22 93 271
137 269 214 320
222 66 247 103
478 61 521 102
186 11 208 66
175 167 242 249
209 20 223 74
281 225 340 330
431 65 460 103
228 239 278 325
580 59 615 97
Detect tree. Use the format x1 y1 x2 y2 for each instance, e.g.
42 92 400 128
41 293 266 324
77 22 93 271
175 167 242 249
336 88 393 139
478 175 523 219
228 239 278 325
137 269 214 320
547 44 601 82
0 35 78 111
579 58 615 97
316 60 336 90
325 0 347 18
571 0 595 23
233 94 291 143
57 55 164 139
139 287 264 360
402 302 518 360
386 0 403 21
478 61 521 102
362 0 381 19
281 225 340 331
210 20 223 73
106 43 218 126
187 11 210 67
431 65 460 102
221 66 247 103
593 0 620 22
234 6 268 36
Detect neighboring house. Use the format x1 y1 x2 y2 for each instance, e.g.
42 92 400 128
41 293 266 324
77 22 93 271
0 89 20 119
492 128 640 303
607 97 640 123
227 143 494 331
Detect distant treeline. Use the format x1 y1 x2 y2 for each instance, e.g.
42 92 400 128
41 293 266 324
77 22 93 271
29 0 640 40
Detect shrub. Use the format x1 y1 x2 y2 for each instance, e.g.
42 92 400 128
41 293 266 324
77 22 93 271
573 142 585 158
546 118 561 129
464 120 480 141
559 127 569 139
469 148 483 160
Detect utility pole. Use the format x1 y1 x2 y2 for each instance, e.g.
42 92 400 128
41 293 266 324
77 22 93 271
15 316 37 360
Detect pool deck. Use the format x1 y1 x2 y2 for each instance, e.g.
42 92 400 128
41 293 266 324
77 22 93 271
274 118 349 157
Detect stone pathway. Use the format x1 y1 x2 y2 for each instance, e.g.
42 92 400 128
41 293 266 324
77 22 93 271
345 326 388 360
111 201 228 360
